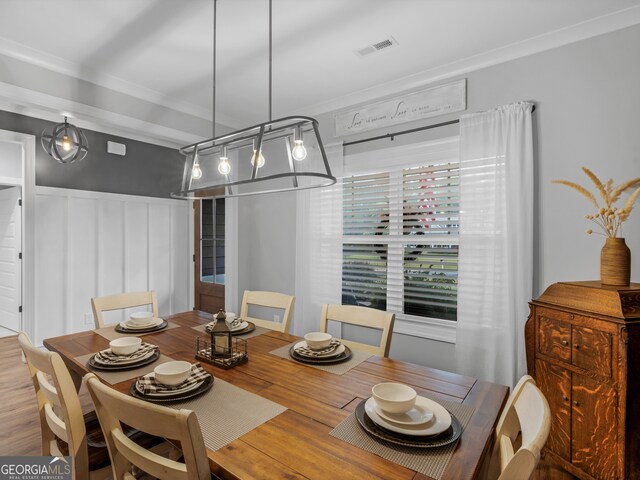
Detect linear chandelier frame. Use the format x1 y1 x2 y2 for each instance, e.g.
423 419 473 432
171 0 335 199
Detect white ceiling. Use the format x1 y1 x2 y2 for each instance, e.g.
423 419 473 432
1 0 640 132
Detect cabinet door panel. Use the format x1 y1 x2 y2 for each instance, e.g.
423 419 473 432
572 325 612 378
535 359 571 461
571 373 617 479
538 316 571 362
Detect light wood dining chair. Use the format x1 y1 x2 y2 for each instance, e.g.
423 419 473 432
239 290 295 333
486 375 551 480
18 332 112 479
91 290 158 328
85 373 211 480
319 304 395 357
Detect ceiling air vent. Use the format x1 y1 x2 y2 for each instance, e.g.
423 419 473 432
355 36 398 57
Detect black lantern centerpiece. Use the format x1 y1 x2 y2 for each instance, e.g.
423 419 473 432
196 309 248 369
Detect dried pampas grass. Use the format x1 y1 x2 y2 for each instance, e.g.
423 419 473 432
553 168 640 238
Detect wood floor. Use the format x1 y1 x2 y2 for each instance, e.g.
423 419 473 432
0 335 577 479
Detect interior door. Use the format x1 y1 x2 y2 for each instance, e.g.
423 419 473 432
194 198 225 313
0 186 21 331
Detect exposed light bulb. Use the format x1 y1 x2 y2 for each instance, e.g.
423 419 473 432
251 150 265 168
192 162 202 180
62 135 72 152
218 156 231 175
291 139 307 161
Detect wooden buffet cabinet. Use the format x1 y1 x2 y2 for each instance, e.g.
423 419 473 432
525 281 640 480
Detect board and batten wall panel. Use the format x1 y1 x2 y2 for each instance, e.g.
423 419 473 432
34 186 190 344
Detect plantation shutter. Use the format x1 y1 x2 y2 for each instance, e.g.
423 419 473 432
342 159 459 322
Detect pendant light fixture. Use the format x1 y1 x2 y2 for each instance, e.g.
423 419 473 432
172 0 335 199
41 116 89 164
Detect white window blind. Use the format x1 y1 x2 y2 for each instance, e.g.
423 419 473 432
342 140 459 330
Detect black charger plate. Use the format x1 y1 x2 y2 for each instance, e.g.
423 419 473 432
288 344 353 365
355 397 462 448
130 374 214 403
205 321 256 336
87 349 161 371
115 320 168 334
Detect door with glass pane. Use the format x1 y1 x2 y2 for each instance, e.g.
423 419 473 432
194 198 225 313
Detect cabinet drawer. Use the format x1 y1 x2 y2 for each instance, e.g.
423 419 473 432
538 316 571 362
572 325 612 378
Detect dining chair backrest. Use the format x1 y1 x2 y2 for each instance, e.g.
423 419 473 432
91 291 158 328
319 304 395 357
18 332 100 479
488 375 551 480
239 290 295 333
84 373 210 480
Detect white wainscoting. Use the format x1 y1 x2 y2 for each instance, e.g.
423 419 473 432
34 187 191 345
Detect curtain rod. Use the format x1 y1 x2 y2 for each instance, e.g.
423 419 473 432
343 105 536 147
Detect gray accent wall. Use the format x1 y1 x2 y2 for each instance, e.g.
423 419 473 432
0 109 184 198
237 24 640 372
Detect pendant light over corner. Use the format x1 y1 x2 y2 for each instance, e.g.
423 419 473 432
41 116 89 164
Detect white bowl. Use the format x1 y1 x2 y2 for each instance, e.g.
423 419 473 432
129 311 154 325
109 337 142 356
303 332 332 350
372 383 417 414
154 361 192 386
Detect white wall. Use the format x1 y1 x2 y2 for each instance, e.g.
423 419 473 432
0 140 22 182
236 24 640 373
34 187 190 344
236 190 297 311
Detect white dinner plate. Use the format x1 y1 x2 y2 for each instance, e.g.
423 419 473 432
293 341 345 358
206 320 248 332
120 318 164 330
374 402 434 426
230 321 249 332
364 396 451 436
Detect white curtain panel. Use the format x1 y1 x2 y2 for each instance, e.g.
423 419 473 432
455 102 534 388
293 143 344 336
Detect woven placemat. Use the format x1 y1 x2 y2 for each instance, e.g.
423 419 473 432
269 342 372 375
94 321 180 341
191 323 269 340
76 352 174 385
168 377 287 451
330 398 474 480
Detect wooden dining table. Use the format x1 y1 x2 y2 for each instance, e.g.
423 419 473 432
43 310 509 480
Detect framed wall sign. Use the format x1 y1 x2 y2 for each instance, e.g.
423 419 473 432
335 79 466 137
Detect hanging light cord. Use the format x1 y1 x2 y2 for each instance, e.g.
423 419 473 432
212 0 217 139
268 0 272 122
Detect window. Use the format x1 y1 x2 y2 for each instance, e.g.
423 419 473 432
341 152 459 324
200 198 225 284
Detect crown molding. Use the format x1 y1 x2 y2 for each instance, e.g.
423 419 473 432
293 4 640 122
0 36 246 130
0 81 205 149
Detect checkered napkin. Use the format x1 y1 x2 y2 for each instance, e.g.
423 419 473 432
136 363 210 395
94 343 158 365
205 318 243 332
295 339 342 357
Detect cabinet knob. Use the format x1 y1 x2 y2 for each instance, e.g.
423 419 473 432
561 340 568 346
574 344 580 350
573 400 580 407
563 396 569 402
569 314 574 319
